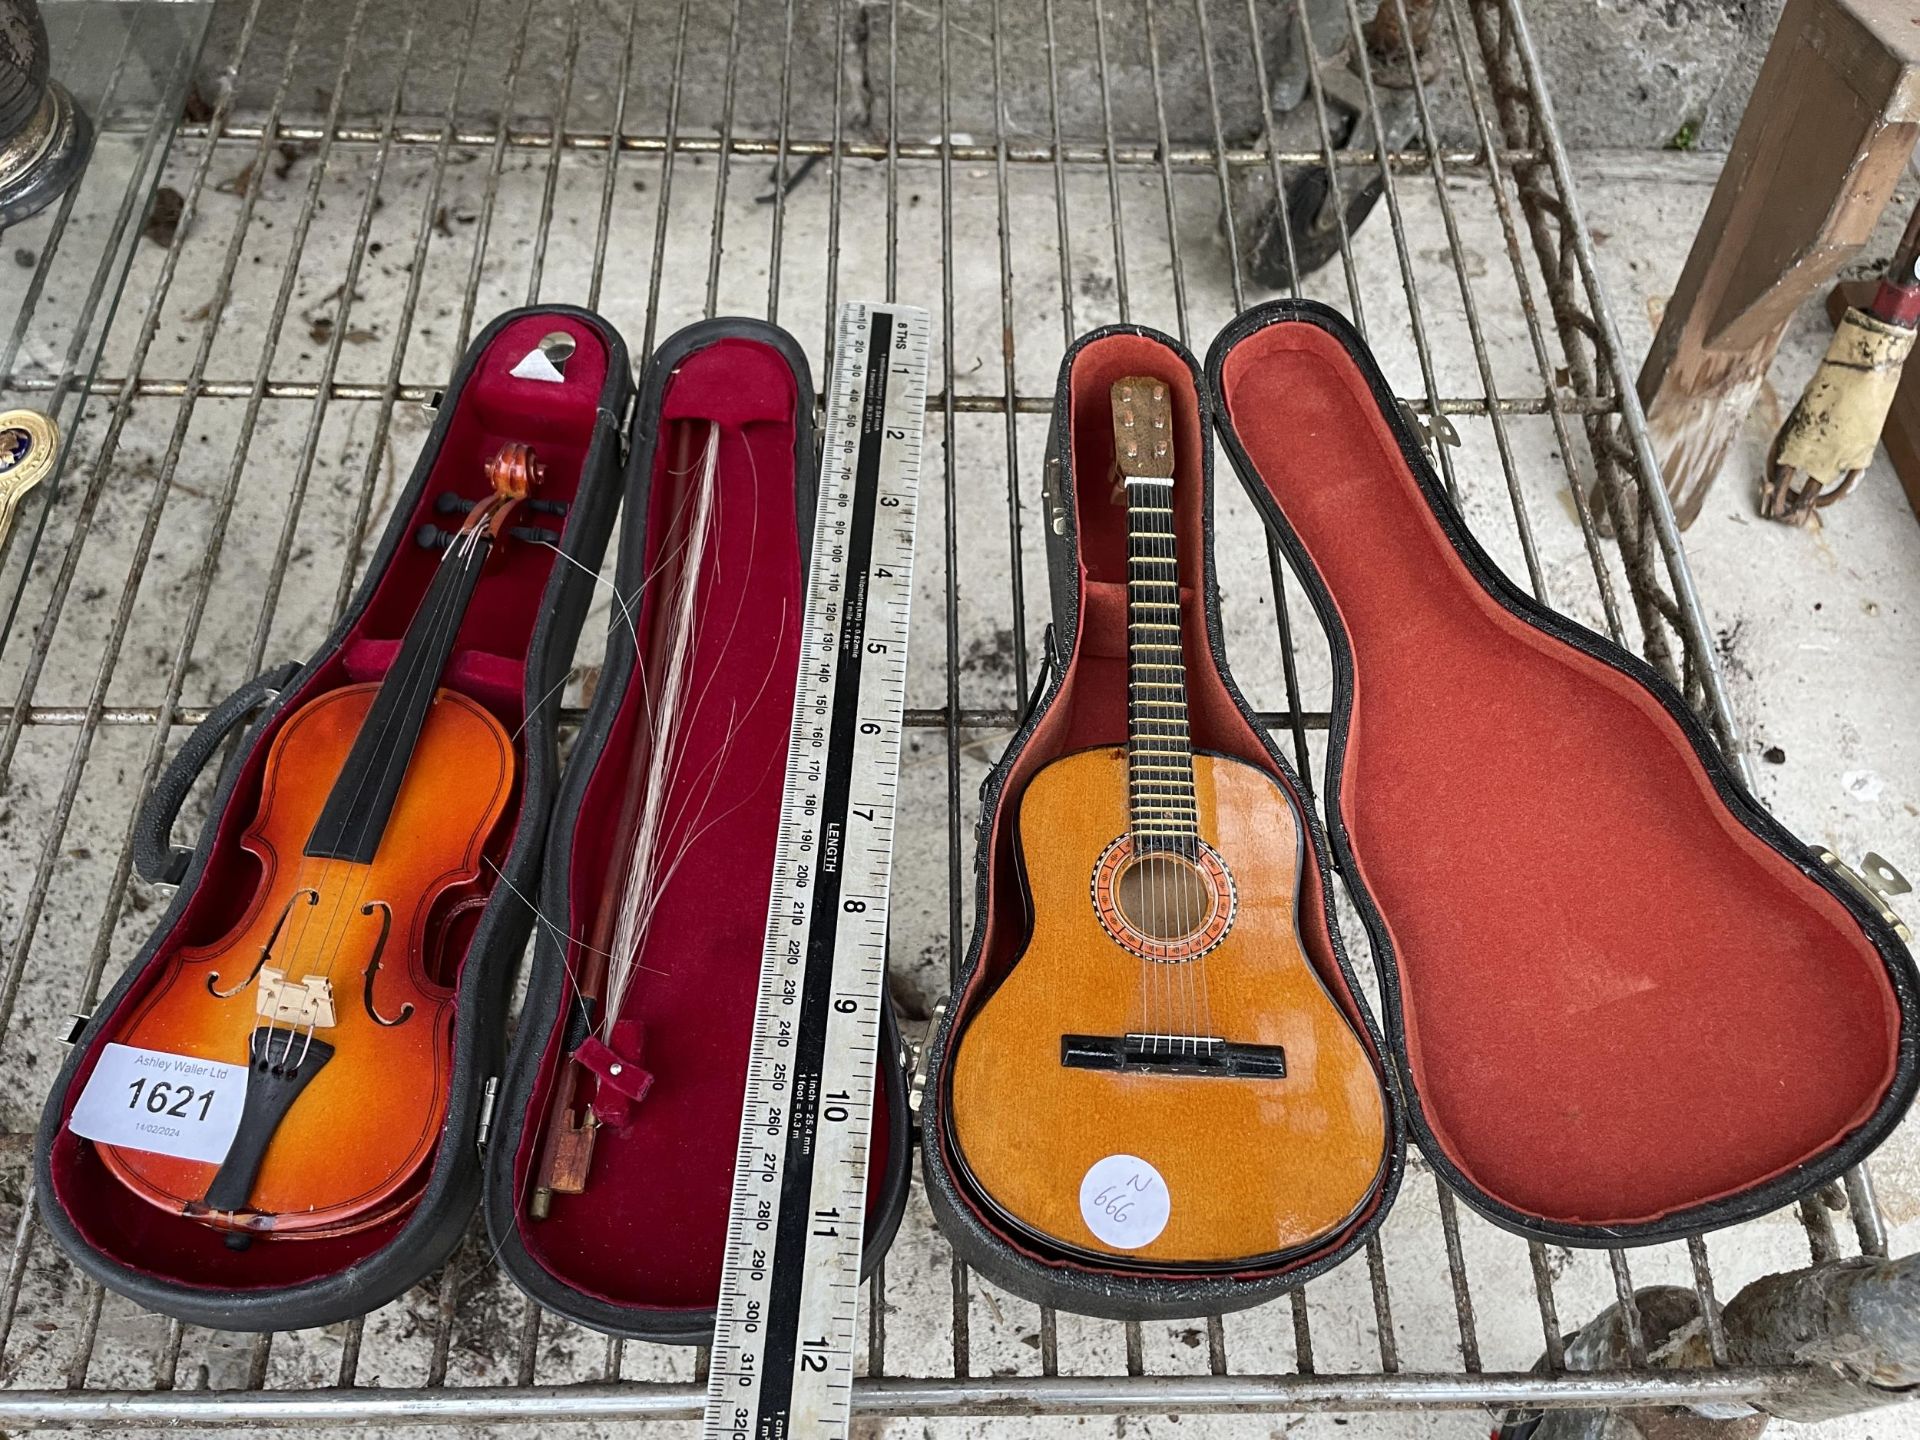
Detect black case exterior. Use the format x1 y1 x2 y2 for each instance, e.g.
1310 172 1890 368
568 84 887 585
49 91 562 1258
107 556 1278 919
483 317 911 1343
919 324 1405 1320
34 307 633 1331
1205 298 1920 1246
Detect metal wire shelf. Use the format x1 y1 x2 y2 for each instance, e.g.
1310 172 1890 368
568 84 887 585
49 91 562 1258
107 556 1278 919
0 0 1896 1428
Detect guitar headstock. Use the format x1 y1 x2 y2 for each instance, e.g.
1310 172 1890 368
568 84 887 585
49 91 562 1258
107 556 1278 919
1111 377 1175 483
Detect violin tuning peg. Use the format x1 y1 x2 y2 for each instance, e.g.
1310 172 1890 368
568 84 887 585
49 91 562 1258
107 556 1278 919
508 525 563 548
415 524 452 551
526 497 569 517
435 493 478 515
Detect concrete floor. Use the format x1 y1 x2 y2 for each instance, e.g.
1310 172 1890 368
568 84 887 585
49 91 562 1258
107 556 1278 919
0 114 1917 1440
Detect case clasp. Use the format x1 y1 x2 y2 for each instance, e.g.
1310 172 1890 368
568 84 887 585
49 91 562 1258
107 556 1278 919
907 997 949 1117
1399 400 1460 455
1820 850 1913 942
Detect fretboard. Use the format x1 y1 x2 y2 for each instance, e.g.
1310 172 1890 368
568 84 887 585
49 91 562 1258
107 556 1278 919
304 530 493 864
1125 475 1196 851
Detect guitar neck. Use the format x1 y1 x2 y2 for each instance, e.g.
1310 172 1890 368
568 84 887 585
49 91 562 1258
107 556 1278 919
1113 377 1197 852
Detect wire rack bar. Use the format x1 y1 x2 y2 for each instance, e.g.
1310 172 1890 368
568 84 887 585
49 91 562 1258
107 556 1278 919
0 1368 1821 1426
0 375 1620 417
159 121 1534 171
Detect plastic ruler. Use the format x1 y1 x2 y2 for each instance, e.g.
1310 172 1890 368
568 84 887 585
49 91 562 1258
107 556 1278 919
702 302 930 1440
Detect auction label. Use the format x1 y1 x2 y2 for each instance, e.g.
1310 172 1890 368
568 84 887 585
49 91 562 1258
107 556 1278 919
67 1043 247 1164
1079 1153 1171 1250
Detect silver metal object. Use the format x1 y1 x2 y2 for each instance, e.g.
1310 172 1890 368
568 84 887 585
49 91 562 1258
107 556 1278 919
0 0 1899 1426
0 0 89 225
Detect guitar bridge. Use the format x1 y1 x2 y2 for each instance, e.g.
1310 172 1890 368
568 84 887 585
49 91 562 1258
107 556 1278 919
1060 1033 1287 1079
256 967 337 1030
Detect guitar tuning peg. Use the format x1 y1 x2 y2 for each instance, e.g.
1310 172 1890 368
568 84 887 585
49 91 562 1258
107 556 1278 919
508 525 562 548
415 524 452 551
525 497 569 517
435 493 478 515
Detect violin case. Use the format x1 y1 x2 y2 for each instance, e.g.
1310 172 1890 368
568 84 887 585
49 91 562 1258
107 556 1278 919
1203 299 1918 1245
920 324 1407 1320
36 307 633 1328
482 317 911 1342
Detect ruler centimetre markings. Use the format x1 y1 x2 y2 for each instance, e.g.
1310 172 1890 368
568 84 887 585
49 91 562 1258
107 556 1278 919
703 302 929 1440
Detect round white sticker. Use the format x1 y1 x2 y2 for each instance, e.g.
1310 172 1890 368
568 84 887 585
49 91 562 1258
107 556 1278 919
1078 1154 1171 1250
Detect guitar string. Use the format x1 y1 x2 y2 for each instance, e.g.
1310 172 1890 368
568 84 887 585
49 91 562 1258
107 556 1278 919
1129 460 1161 1051
1147 461 1187 1052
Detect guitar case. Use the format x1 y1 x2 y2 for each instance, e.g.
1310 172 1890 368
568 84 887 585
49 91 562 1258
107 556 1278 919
1205 299 1919 1244
36 308 633 1329
920 324 1406 1320
482 317 911 1342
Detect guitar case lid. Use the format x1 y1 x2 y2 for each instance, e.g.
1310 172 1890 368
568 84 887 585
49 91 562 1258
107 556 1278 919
1206 299 1919 1244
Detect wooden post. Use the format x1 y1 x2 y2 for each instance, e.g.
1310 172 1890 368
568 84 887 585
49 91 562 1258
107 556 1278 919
1637 0 1920 528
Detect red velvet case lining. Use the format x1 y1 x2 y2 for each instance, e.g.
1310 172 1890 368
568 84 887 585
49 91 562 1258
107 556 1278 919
1218 320 1905 1229
45 315 610 1289
510 339 893 1312
938 334 1390 1277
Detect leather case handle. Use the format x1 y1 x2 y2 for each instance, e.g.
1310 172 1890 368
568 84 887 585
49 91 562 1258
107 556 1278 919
132 660 303 887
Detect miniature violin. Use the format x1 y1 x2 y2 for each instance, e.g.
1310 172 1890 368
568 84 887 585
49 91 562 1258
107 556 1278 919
946 380 1386 1267
97 444 545 1242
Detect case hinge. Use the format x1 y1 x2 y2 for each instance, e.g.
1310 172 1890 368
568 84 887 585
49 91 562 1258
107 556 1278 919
907 997 949 1117
1820 850 1913 943
476 1075 500 1150
62 1012 90 1046
1043 454 1068 536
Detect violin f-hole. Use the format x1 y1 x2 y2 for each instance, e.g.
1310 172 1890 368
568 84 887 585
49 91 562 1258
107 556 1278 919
208 888 318 999
359 900 414 1027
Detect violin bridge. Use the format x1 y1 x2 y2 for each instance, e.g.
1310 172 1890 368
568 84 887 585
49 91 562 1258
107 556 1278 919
255 967 338 1030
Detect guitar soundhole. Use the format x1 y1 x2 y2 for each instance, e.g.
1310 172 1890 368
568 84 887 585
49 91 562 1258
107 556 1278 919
1115 855 1213 941
1091 836 1236 963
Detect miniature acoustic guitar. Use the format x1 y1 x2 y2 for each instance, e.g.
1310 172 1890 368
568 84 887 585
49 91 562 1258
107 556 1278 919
948 378 1387 1267
95 443 546 1244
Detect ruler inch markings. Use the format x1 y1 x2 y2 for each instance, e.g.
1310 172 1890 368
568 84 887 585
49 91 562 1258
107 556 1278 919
702 302 929 1440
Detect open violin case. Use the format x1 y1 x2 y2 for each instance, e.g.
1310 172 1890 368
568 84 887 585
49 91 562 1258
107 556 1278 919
1203 299 1919 1245
920 325 1407 1321
482 318 911 1342
36 308 633 1329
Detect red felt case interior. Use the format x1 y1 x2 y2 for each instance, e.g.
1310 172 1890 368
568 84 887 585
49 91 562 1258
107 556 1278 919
509 338 894 1312
937 333 1390 1276
44 315 612 1288
1216 318 1907 1230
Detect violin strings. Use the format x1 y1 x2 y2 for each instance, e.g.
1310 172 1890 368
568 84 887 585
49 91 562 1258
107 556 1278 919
294 524 493 1034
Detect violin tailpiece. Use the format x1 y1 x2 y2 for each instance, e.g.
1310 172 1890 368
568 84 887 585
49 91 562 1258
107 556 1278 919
201 1026 337 1217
